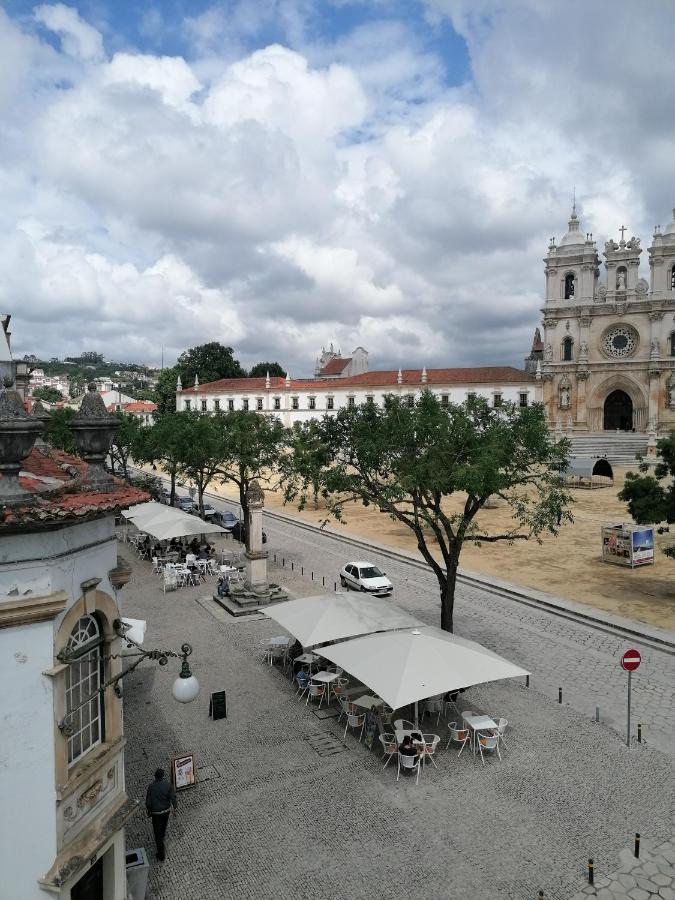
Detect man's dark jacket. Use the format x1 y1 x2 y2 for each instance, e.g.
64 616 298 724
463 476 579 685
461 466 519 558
146 778 177 815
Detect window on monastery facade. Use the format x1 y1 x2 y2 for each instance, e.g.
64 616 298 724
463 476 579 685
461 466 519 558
65 615 104 766
257 398 263 411
292 397 299 410
274 397 281 410
671 266 675 290
327 397 334 410
563 273 575 300
562 337 573 362
406 394 414 408
519 392 529 408
365 395 374 404
184 400 191 411
493 393 503 408
308 397 316 410
228 399 234 411
440 394 449 406
214 399 220 412
347 396 355 408
201 400 207 412
670 333 675 357
242 398 249 411
467 392 476 404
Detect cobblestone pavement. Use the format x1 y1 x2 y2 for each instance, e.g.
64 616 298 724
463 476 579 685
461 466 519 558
120 549 674 900
247 507 675 756
570 833 675 898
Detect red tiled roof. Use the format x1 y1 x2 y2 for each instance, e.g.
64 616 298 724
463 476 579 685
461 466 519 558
318 357 351 376
183 366 535 394
0 447 149 532
123 401 157 412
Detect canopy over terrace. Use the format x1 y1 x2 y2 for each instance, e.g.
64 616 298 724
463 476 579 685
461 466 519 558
317 627 529 711
264 593 423 648
125 503 228 541
122 501 164 519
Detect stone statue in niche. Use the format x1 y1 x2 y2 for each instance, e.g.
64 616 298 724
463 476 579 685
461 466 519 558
650 339 660 359
617 270 626 290
558 375 571 409
544 343 553 361
636 278 648 296
578 340 588 362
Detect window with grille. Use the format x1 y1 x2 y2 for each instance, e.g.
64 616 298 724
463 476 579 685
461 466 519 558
493 393 503 408
184 400 191 411
347 396 355 408
467 392 476 403
292 397 299 410
257 398 263 410
365 395 374 404
440 394 449 406
214 400 220 412
201 400 207 412
327 397 334 410
274 397 281 410
228 399 234 411
406 395 414 407
519 392 528 408
65 615 104 766
242 399 249 411
671 267 675 290
308 397 316 410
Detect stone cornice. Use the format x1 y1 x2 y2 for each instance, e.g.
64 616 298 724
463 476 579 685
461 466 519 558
0 591 67 630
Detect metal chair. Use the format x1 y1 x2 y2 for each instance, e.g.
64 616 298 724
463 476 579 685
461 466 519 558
306 681 326 709
476 731 501 764
421 734 441 768
343 710 366 742
445 721 470 756
379 733 398 769
397 751 421 784
394 718 415 731
492 717 508 749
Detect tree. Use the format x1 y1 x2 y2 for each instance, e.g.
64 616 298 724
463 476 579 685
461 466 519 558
108 413 143 479
44 407 77 454
33 386 63 403
175 413 226 516
249 362 285 378
153 367 180 417
283 394 571 632
618 433 675 556
134 413 193 505
212 411 287 546
284 422 333 510
176 342 246 386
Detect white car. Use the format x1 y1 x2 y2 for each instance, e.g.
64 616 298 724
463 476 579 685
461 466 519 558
339 561 393 596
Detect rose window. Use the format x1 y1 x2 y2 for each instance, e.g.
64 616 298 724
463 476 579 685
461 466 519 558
602 325 638 358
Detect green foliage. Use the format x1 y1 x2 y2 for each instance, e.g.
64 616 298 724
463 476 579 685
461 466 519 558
33 386 63 403
248 362 285 378
619 432 675 538
176 342 246 386
44 407 77 454
127 471 163 499
132 412 193 504
283 393 571 631
108 413 143 478
153 367 181 417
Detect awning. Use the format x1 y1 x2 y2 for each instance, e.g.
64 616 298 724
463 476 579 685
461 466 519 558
264 593 423 648
138 512 227 541
316 626 529 710
122 501 164 519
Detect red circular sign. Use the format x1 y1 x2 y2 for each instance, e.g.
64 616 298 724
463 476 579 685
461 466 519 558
621 649 642 671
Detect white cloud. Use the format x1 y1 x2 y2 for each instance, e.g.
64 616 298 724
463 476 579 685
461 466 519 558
33 3 104 62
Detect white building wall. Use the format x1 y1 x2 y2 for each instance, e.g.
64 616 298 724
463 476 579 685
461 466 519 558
0 619 58 900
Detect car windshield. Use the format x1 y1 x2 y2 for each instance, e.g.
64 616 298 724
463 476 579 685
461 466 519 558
359 566 384 579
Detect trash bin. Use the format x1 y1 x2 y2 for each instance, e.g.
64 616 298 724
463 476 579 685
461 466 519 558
125 848 149 900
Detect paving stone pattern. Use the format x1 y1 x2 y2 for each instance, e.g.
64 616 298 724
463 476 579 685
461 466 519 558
569 834 675 899
121 552 674 900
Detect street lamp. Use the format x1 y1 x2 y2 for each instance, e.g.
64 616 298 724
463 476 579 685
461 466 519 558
56 619 199 734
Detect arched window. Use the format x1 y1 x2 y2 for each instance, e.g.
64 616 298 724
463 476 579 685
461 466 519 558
670 266 675 291
563 273 575 300
65 614 104 766
562 337 573 362
670 333 675 357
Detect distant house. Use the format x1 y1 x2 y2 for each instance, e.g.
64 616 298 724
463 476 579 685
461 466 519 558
106 399 157 426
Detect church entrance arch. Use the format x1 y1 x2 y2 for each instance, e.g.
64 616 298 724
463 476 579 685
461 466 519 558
603 390 633 431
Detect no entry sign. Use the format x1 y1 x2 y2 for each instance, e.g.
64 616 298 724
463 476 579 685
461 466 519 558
621 649 642 672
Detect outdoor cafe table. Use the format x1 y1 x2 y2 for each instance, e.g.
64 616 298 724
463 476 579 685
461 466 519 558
268 635 292 648
294 652 318 668
462 713 497 754
311 670 339 684
353 694 383 710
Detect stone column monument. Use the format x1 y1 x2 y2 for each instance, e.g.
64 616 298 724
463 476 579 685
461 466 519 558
245 480 269 590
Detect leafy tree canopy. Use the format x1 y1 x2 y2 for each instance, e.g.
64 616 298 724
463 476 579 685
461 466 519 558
176 342 246 387
44 407 77 454
153 366 180 417
33 386 63 403
283 394 571 632
619 432 675 556
248 361 285 378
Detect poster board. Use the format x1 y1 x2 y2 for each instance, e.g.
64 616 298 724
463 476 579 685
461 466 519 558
171 752 196 791
209 690 227 720
601 523 655 568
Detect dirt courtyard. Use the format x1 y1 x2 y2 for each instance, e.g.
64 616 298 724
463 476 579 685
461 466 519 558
201 466 675 632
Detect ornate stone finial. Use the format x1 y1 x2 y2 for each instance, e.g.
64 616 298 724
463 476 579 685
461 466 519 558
176 374 182 391
247 479 265 506
397 368 403 385
535 360 542 380
0 378 43 503
265 371 271 389
194 374 199 389
69 384 119 491
285 372 291 387
421 367 427 384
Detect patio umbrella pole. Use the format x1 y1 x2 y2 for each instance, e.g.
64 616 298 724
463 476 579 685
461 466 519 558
414 700 419 728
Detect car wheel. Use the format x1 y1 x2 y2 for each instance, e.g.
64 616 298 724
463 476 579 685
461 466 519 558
340 575 347 588
360 585 367 592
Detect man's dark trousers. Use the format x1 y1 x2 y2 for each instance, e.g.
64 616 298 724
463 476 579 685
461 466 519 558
152 812 170 860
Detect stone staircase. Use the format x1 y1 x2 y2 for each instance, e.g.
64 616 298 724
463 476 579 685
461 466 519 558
565 433 649 465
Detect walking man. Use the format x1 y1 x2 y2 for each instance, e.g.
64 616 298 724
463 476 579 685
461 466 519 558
145 768 177 861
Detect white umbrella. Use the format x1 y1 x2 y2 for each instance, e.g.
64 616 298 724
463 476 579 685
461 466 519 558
128 506 181 528
264 593 423 648
122 501 164 519
139 513 227 541
316 626 529 712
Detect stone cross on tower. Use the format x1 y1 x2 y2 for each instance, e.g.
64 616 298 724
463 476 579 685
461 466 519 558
619 225 627 242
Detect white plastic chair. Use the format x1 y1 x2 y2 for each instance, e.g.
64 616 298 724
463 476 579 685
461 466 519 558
338 698 357 724
379 733 398 769
476 731 501 764
185 553 197 565
330 676 349 704
394 718 415 731
343 710 365 741
422 734 441 768
397 751 421 783
445 721 470 756
493 717 508 749
151 556 162 575
424 697 443 725
306 681 326 708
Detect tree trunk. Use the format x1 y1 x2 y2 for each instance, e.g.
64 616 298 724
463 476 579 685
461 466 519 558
439 551 460 633
169 469 176 505
197 484 204 517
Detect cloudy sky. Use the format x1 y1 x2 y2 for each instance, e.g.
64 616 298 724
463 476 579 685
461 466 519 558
1 1 674 374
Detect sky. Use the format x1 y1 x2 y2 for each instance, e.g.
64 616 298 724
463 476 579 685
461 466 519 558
1 0 674 374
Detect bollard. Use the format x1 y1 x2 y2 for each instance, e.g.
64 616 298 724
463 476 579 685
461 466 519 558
637 723 642 743
587 859 594 885
301 566 304 576
634 833 640 859
322 576 325 586
282 558 285 567
311 571 314 581
558 687 562 704
595 706 600 723
526 675 530 688
274 553 277 563
334 581 337 592
291 562 294 572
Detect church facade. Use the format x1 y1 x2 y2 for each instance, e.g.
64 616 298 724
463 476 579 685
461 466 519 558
540 205 675 433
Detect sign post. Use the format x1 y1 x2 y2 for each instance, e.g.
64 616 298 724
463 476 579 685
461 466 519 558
620 649 642 747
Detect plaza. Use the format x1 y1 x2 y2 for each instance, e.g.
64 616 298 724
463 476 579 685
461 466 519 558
121 535 674 900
